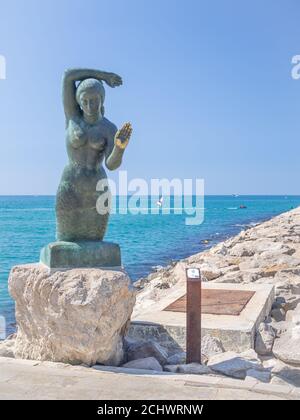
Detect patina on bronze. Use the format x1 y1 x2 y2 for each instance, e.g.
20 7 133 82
40 68 132 269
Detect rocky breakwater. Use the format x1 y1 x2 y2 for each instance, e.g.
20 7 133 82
127 207 300 386
1 264 136 366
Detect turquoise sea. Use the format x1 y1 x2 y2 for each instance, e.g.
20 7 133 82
1 195 300 336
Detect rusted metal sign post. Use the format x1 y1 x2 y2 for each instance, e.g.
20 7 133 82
186 267 202 364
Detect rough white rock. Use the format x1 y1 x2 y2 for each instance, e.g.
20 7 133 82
0 339 15 358
171 262 194 284
274 272 300 295
214 244 228 256
9 264 136 366
292 325 300 339
273 331 300 366
202 335 224 359
253 240 290 255
270 320 291 337
282 295 300 312
255 322 276 356
286 303 300 324
240 271 261 283
229 243 255 257
122 357 162 371
207 350 262 379
286 310 298 324
213 273 243 284
199 263 221 281
239 258 261 271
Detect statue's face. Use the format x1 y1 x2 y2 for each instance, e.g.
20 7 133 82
79 91 102 117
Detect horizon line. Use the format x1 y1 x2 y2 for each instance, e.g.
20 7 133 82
0 194 300 198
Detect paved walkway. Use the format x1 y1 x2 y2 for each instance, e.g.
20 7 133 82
0 358 299 400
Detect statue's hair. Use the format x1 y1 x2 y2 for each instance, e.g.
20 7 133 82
76 78 105 116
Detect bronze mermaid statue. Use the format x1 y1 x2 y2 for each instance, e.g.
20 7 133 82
56 68 132 242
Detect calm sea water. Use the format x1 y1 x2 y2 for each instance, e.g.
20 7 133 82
1 195 300 336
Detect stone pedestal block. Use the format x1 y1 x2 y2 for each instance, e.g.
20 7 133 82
8 264 136 366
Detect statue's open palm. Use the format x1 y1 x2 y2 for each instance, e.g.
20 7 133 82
115 123 132 150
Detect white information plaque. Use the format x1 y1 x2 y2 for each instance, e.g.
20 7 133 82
186 268 201 279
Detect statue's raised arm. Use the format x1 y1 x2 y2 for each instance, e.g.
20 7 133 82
62 68 123 123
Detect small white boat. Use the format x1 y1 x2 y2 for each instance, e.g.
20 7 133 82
156 196 164 207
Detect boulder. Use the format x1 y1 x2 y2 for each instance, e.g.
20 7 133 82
213 273 243 284
122 357 162 371
126 340 168 366
281 295 300 312
239 258 261 271
201 335 224 359
167 352 186 365
270 308 286 322
286 302 300 323
199 263 221 281
255 322 276 356
274 272 300 295
8 264 136 366
220 265 240 275
0 339 15 358
171 262 192 284
270 320 291 337
263 358 300 387
273 331 300 366
253 240 290 255
207 350 263 379
240 271 261 283
246 368 271 383
214 244 228 256
228 243 255 257
274 282 300 312
163 364 179 373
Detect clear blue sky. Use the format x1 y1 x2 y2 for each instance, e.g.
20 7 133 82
0 0 299 195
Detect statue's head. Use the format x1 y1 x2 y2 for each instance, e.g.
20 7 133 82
76 78 105 119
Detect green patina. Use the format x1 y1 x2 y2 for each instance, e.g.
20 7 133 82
40 241 121 269
40 68 132 268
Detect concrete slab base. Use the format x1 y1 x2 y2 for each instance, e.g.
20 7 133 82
128 283 275 353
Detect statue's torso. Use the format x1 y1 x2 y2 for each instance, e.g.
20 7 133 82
66 117 115 171
57 116 116 216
